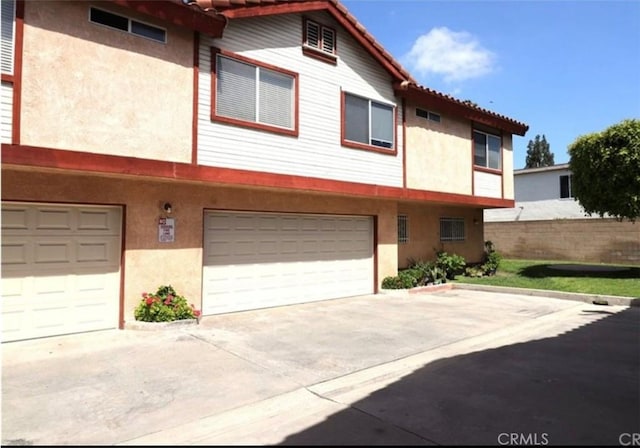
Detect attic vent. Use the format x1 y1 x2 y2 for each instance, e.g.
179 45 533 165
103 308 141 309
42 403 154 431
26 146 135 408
303 18 336 57
306 21 319 48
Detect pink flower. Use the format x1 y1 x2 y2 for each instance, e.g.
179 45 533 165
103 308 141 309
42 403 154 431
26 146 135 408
167 294 174 301
142 292 148 298
194 310 201 317
145 297 154 306
164 298 172 305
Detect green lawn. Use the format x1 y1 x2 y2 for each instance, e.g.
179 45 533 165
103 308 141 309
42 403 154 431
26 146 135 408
455 259 640 298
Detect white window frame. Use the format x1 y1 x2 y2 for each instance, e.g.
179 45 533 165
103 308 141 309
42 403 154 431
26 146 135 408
89 7 167 44
440 217 465 242
398 214 409 244
212 50 298 136
559 174 573 199
473 129 502 170
343 92 395 151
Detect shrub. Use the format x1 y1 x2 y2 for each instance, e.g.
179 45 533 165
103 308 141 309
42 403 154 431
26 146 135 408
381 270 419 289
480 240 502 276
134 285 201 322
435 251 466 280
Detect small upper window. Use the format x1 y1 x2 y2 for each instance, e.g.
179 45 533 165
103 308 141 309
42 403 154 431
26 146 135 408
90 7 166 43
560 174 573 199
303 18 336 63
416 108 441 123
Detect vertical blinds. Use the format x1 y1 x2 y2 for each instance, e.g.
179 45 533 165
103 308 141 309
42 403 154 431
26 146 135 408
1 0 15 74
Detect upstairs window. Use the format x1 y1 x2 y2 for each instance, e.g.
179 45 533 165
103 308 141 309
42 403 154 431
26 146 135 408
343 92 395 152
416 108 441 123
440 217 465 242
473 130 501 170
560 174 573 198
212 50 298 136
1 0 15 74
303 18 337 64
398 215 408 244
90 7 166 43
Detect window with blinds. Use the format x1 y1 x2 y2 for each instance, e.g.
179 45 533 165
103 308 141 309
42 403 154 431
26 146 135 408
440 217 465 242
1 0 15 75
214 53 297 134
343 92 394 150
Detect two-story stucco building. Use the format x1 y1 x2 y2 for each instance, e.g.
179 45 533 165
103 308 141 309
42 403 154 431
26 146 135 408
484 164 639 264
1 0 528 341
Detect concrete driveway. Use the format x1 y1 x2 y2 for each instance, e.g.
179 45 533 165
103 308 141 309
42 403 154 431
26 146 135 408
2 289 639 445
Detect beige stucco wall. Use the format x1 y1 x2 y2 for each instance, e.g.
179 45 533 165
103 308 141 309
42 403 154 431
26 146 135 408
485 220 640 265
2 167 399 323
20 1 193 162
397 203 485 268
405 104 472 195
502 134 514 200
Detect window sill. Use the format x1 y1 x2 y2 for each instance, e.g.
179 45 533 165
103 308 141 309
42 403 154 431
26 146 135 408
342 139 397 156
302 46 337 65
211 114 298 138
473 166 502 175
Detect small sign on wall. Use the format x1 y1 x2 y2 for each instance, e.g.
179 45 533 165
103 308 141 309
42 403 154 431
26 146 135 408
158 217 175 243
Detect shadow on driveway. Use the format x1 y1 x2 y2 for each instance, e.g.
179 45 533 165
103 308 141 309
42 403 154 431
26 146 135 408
280 307 640 446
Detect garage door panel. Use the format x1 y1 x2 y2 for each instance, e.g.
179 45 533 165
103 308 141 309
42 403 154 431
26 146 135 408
36 208 73 231
1 203 121 342
203 211 373 315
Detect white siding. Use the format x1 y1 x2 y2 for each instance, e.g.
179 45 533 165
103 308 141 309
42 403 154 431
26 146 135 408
1 81 12 143
515 168 572 201
197 12 403 187
474 171 502 198
484 167 598 222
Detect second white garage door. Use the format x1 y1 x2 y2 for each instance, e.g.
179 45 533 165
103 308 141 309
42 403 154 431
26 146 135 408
202 211 374 314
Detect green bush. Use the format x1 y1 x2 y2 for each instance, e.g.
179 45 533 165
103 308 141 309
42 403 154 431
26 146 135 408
134 285 201 322
435 252 466 280
482 250 503 276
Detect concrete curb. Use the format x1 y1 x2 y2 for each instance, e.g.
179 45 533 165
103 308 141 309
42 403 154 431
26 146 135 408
124 318 199 331
378 283 453 297
452 282 640 307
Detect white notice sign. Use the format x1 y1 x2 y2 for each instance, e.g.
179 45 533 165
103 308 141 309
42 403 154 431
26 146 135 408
158 217 175 243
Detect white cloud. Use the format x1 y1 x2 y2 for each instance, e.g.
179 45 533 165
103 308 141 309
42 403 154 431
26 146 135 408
403 27 496 83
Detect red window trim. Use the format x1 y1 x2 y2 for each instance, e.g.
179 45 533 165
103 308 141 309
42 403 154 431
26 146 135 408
302 17 337 64
210 47 299 137
340 91 398 156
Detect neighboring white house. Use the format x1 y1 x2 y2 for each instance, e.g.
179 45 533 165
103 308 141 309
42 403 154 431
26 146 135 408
484 164 639 264
484 163 593 222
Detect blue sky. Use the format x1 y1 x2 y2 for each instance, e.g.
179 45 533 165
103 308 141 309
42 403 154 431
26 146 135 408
343 0 640 169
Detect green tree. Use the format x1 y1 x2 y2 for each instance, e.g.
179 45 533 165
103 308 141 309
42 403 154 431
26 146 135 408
568 119 640 222
525 134 555 168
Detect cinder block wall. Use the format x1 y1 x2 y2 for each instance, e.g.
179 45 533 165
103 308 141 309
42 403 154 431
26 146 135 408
484 219 640 265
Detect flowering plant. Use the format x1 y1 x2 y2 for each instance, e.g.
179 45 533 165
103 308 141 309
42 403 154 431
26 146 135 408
134 285 201 322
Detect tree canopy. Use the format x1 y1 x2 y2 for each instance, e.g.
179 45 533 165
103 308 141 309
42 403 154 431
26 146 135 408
525 134 554 168
568 119 640 222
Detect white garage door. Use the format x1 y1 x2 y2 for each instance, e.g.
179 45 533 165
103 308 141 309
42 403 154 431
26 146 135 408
203 211 374 314
1 203 122 342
